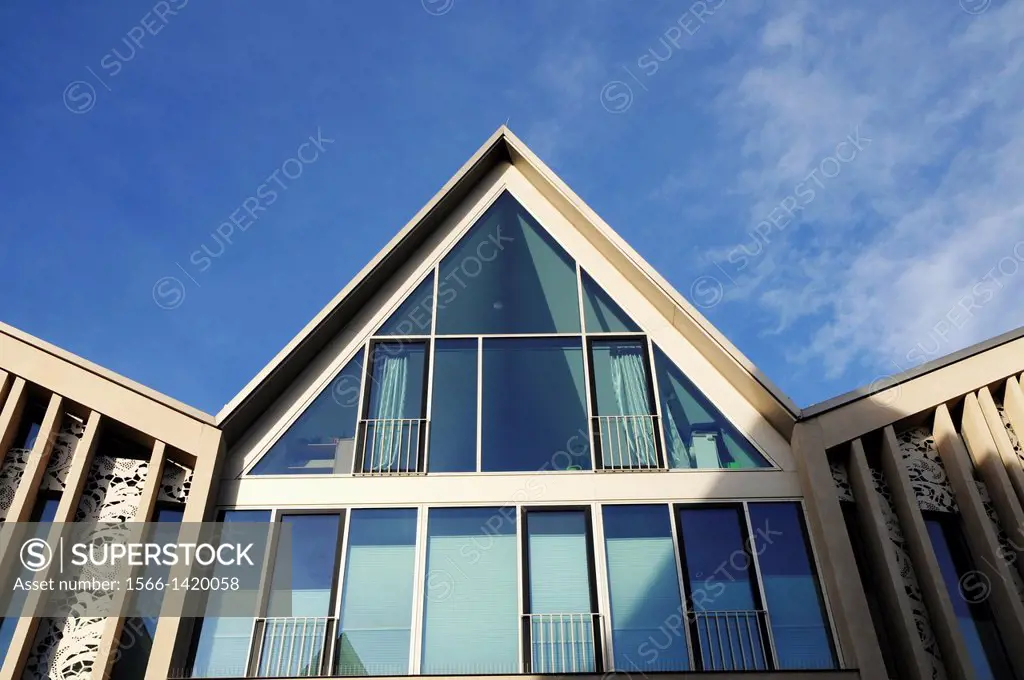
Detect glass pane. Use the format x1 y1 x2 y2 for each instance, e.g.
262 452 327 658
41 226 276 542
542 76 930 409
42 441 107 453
436 191 580 334
376 273 434 336
12 398 47 450
362 343 428 473
654 345 770 469
749 503 837 670
603 505 688 672
421 508 519 674
678 506 766 671
189 510 272 679
582 270 640 333
482 338 590 472
251 350 364 475
926 518 1012 680
336 509 417 676
526 511 597 674
591 340 658 469
427 340 478 472
266 514 342 617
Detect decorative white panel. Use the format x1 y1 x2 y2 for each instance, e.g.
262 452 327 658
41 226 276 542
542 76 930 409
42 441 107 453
871 465 948 680
0 415 84 521
997 404 1024 468
0 446 30 521
897 427 959 513
23 455 149 680
831 460 855 502
157 460 193 504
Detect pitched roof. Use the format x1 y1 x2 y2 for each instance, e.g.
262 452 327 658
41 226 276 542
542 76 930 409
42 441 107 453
215 126 801 444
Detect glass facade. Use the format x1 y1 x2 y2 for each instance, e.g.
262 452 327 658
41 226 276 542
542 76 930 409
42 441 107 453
248 191 771 478
188 502 836 676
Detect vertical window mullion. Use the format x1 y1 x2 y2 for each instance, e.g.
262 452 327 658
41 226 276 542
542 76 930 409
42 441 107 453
577 265 598 472
591 502 615 671
330 509 353 673
645 337 669 469
520 507 532 673
408 507 428 673
476 337 483 473
672 505 704 670
353 340 374 474
667 504 695 669
742 502 778 670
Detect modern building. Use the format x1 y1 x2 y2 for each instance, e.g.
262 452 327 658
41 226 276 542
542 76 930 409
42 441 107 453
0 127 1023 680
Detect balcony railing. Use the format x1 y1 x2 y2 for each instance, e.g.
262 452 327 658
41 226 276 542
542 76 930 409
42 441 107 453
593 414 662 470
522 613 602 674
692 610 771 671
355 418 428 475
250 617 335 678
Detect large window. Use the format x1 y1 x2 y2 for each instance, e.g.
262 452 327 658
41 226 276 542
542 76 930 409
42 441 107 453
748 503 836 670
436 192 580 335
654 346 770 469
421 508 519 673
925 514 1012 680
589 340 660 469
427 340 478 473
482 338 590 472
677 505 768 671
189 510 272 679
603 505 688 672
523 509 600 673
251 351 364 475
361 342 428 474
336 509 418 676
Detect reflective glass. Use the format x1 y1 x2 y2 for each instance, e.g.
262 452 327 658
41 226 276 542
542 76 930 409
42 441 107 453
251 350 364 475
376 273 434 336
603 505 688 672
654 345 770 469
436 191 580 334
421 508 519 674
482 338 589 472
582 270 639 333
749 503 837 670
590 340 658 468
336 509 417 676
926 517 1012 680
427 340 477 472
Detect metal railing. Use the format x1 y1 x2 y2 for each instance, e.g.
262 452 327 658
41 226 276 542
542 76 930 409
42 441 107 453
594 414 662 470
250 616 335 677
692 610 771 671
523 613 601 674
355 418 428 475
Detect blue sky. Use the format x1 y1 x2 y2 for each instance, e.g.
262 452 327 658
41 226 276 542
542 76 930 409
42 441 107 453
1 0 1021 414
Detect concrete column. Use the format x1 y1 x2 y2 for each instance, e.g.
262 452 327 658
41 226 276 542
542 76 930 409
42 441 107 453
969 389 1024 583
880 424 975 680
91 440 167 680
791 420 887 677
0 376 27 466
934 403 1024 676
0 407 101 680
145 426 224 680
847 438 931 680
1002 377 1024 502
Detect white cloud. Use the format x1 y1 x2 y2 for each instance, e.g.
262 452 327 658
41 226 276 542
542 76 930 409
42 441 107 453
693 0 1024 381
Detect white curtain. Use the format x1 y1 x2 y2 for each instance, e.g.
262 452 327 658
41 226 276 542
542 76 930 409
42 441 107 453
369 353 408 471
609 348 656 466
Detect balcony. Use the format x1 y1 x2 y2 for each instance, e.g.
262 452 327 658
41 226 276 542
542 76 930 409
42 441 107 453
593 414 662 470
693 610 771 671
354 419 428 475
522 613 601 674
250 617 334 677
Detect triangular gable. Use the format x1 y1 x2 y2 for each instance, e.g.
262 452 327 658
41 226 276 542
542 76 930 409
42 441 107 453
243 186 775 475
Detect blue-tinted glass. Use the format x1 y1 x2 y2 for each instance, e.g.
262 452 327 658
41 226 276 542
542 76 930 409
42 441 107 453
190 510 272 679
266 514 341 617
603 506 688 672
336 509 417 676
591 340 658 469
259 514 342 677
421 508 518 674
749 503 837 670
377 273 434 336
482 338 590 472
13 400 46 450
427 340 477 472
29 496 61 523
363 343 427 473
678 506 766 671
251 350 364 475
926 518 1011 680
526 511 597 673
582 270 640 333
654 346 770 469
436 191 580 334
